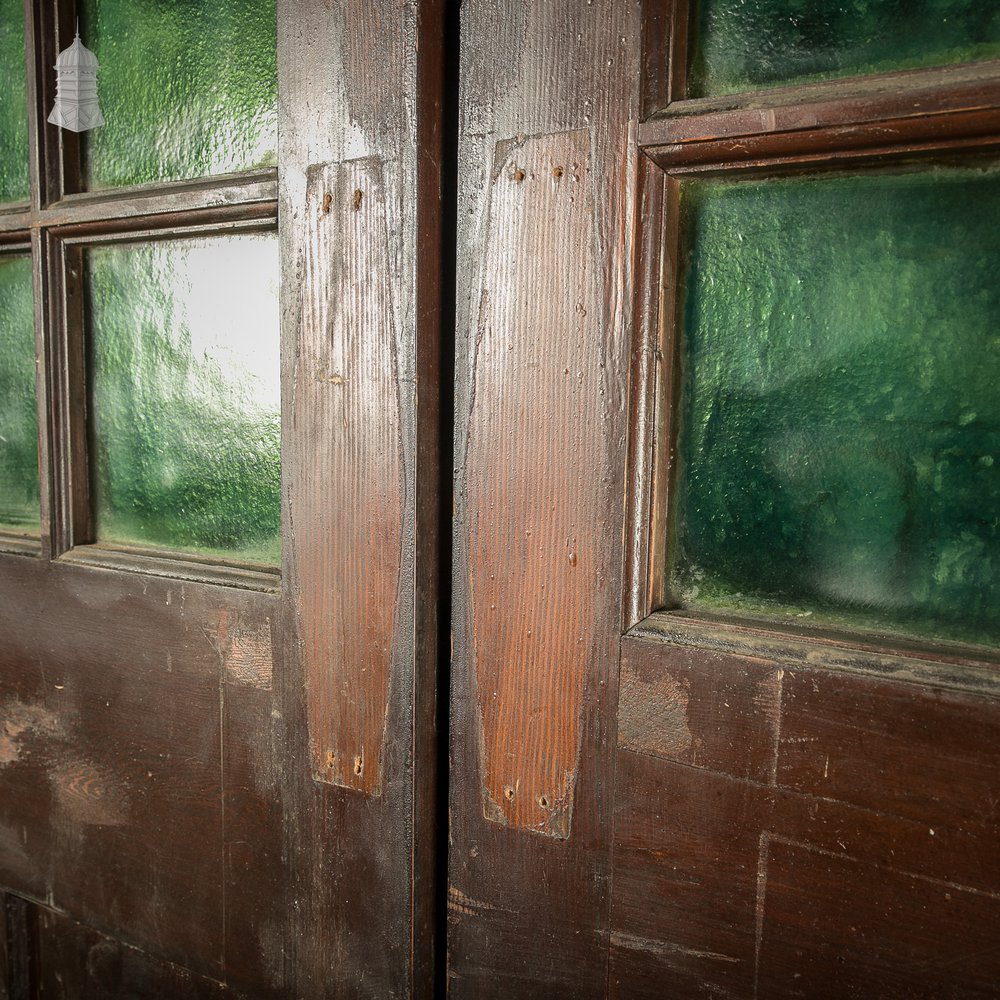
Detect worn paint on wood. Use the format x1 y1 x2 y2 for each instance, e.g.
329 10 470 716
464 128 599 839
216 608 273 690
466 130 601 837
292 157 403 795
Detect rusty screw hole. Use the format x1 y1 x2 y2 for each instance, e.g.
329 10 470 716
321 192 333 214
503 785 515 801
538 795 550 809
513 169 525 183
553 166 564 180
352 189 363 211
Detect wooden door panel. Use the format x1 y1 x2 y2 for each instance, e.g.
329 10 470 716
2 2 445 996
611 635 1000 997
0 556 281 992
448 1 641 993
276 2 444 995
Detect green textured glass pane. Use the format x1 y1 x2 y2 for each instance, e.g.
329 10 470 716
690 0 1000 97
672 167 1000 647
86 234 280 565
80 0 277 190
0 0 29 203
0 256 39 535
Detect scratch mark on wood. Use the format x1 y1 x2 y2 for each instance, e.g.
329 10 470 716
754 668 783 787
611 930 742 965
754 830 770 1000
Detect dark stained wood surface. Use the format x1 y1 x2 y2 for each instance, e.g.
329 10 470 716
0 556 279 988
30 902 243 1000
612 636 1000 998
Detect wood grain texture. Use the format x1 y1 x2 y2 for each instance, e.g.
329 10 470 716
449 0 641 992
294 157 402 793
465 128 598 838
611 637 1000 999
276 1 445 995
758 837 1000 998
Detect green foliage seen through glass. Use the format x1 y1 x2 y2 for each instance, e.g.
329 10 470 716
86 234 281 565
690 0 1000 97
80 0 277 190
0 256 40 536
672 166 1000 647
0 0 29 203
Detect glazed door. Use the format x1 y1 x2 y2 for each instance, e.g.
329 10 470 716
448 3 1000 999
0 2 445 998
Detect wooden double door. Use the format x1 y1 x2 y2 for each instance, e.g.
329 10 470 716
3 2 1000 998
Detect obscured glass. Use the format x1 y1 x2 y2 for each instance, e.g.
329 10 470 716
671 166 1000 647
0 256 39 536
689 0 1000 97
86 234 280 565
80 0 277 190
0 0 29 203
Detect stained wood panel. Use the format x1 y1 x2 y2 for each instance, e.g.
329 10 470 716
619 637 781 783
612 633 1000 999
0 556 280 983
31 902 242 1000
464 127 598 838
276 1 446 995
449 0 642 993
758 838 1000 999
294 156 402 794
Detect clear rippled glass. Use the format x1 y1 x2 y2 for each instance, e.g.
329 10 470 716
0 0 29 204
79 0 277 190
0 256 39 535
671 166 1000 647
689 0 1000 97
86 234 280 565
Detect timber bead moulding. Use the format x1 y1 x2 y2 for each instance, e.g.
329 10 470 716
48 25 104 133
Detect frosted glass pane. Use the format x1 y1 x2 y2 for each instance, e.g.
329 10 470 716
86 234 280 565
0 256 39 535
80 0 277 190
672 167 1000 647
0 0 29 203
690 0 1000 97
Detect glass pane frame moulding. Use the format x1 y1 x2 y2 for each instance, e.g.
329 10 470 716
0 246 41 547
659 160 1000 652
67 221 281 574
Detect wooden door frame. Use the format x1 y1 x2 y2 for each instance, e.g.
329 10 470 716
1 2 453 996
